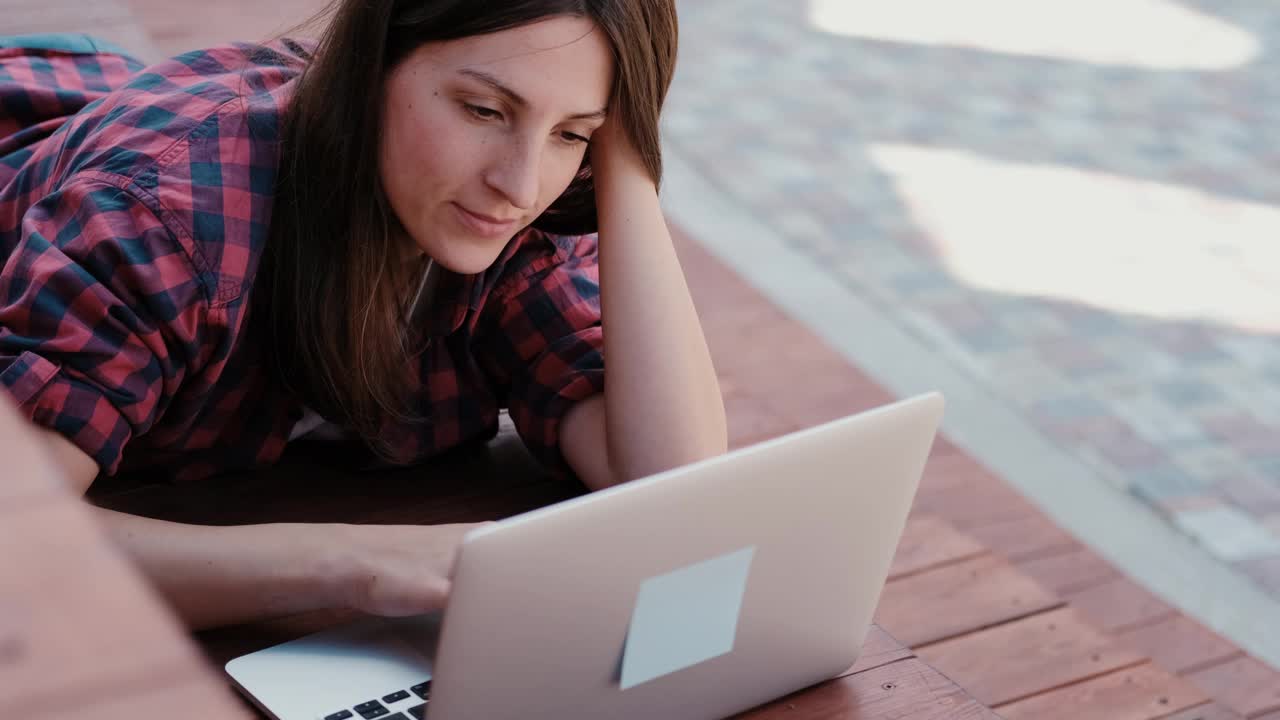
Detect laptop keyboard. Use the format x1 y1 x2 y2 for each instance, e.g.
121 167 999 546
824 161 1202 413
324 680 430 720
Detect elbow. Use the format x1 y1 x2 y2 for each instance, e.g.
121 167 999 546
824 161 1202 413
595 396 730 487
693 402 730 463
615 427 729 484
652 406 729 476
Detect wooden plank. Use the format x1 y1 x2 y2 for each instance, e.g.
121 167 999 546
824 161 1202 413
678 219 895 429
917 607 1146 707
1017 546 1121 594
888 515 987 580
910 484 1034 529
723 384 802 449
757 349 896 428
673 226 791 339
917 453 1015 496
1116 615 1243 674
876 554 1061 647
928 433 965 459
1159 702 1247 719
997 662 1208 720
842 625 914 677
677 228 897 428
1186 656 1280 718
912 455 1039 529
965 513 1081 562
734 658 998 719
1064 577 1177 633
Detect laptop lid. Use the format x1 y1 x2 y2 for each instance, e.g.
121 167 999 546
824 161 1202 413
427 392 944 720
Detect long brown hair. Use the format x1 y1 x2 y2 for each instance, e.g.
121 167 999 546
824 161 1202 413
253 0 678 461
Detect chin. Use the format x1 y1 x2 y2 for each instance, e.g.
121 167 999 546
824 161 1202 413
424 237 512 276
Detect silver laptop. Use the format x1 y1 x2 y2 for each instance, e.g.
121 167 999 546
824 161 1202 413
226 392 944 720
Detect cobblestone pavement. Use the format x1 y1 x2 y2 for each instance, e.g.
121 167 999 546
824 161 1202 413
662 0 1280 599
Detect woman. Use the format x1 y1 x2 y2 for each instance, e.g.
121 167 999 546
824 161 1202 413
0 1 726 629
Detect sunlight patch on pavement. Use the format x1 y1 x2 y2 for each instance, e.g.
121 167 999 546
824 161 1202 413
868 143 1280 332
808 0 1258 70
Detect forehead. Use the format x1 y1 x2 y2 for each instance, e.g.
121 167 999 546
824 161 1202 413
402 16 614 111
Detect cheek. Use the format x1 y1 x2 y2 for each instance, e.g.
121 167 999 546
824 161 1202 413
383 102 471 208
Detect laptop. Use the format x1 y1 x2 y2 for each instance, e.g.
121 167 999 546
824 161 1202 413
226 392 944 720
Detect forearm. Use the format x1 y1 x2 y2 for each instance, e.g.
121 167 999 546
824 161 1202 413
593 162 728 480
92 506 345 630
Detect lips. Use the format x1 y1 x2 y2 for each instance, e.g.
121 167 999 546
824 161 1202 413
451 202 519 238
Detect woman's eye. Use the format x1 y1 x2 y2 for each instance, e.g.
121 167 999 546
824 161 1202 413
560 131 589 145
465 104 502 121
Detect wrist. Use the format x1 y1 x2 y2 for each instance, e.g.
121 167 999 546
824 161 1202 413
291 522 362 612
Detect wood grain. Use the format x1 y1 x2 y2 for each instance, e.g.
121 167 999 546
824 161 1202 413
1017 546 1122 594
917 607 1146 707
889 514 988 580
1186 656 1280 718
735 658 999 720
877 554 1062 646
1117 615 1243 674
841 625 914 677
911 455 1039 529
964 512 1081 562
1158 702 1247 720
997 662 1208 720
1064 577 1177 633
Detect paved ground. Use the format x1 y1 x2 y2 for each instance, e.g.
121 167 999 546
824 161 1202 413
661 0 1280 604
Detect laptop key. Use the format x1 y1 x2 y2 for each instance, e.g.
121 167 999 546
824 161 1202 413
407 704 426 720
382 715 409 720
382 690 411 704
353 700 390 719
325 712 354 720
410 681 432 699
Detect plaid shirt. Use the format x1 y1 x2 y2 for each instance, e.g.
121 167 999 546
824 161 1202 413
0 35 605 483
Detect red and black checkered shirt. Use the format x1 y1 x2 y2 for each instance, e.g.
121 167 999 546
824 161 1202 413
0 35 604 483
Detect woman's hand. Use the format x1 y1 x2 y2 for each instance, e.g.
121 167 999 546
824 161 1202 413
328 521 493 617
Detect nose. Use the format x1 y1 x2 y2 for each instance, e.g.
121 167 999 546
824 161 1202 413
483 138 540 212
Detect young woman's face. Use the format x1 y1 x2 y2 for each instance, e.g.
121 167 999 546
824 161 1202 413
380 16 614 274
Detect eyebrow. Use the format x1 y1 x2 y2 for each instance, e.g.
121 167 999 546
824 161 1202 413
457 68 608 121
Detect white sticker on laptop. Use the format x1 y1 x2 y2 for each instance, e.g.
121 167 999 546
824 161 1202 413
619 546 756 690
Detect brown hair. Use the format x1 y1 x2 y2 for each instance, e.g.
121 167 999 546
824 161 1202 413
253 0 677 461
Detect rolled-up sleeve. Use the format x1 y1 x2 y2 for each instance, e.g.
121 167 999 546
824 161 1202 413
0 179 204 475
474 232 606 475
